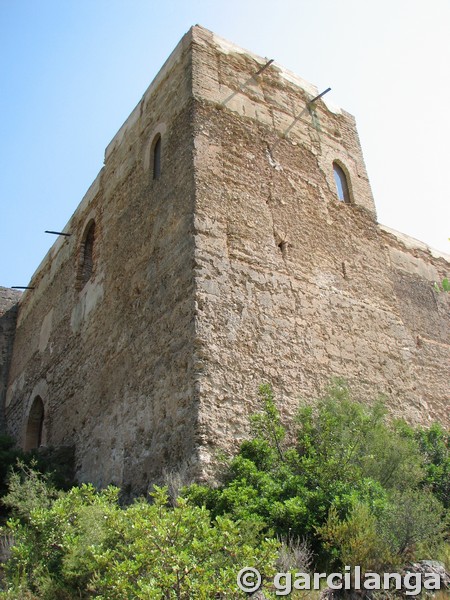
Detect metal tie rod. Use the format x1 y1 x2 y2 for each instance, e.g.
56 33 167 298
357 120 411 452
308 87 331 105
221 59 274 106
45 230 71 236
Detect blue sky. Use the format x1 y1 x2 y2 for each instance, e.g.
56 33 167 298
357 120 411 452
1 0 449 286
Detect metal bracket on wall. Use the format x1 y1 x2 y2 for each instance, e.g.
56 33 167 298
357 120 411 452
308 87 331 106
220 59 274 107
270 87 331 151
45 231 72 237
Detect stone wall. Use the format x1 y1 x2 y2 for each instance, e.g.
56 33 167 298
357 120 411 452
189 27 450 473
4 26 449 489
0 287 21 433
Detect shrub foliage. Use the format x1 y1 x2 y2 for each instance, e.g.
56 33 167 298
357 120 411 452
1 475 278 599
0 380 448 598
186 380 448 568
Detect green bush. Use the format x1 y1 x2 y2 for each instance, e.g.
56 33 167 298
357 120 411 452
0 437 24 504
185 380 448 568
378 489 447 559
1 465 279 599
317 489 446 573
415 423 450 508
317 502 396 573
0 439 74 523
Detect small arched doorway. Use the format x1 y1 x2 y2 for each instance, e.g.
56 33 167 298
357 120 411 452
24 396 45 451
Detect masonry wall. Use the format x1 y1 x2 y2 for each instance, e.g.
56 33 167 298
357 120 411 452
0 287 21 433
190 28 450 472
5 29 199 492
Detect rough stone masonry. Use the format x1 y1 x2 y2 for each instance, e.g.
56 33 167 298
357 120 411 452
1 26 449 493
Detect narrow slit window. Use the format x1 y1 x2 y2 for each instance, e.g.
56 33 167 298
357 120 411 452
25 396 44 451
77 221 95 288
333 162 351 203
152 134 161 180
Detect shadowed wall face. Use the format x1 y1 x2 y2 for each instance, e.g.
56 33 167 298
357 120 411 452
0 287 21 434
4 30 199 493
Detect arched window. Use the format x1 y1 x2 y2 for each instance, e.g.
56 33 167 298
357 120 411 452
77 220 95 288
333 162 351 203
152 134 161 180
25 396 44 451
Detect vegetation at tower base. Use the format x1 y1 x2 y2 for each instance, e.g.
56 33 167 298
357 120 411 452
0 472 279 599
185 381 449 572
0 437 75 522
0 382 448 599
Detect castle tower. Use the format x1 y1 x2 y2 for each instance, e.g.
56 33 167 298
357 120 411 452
3 26 449 491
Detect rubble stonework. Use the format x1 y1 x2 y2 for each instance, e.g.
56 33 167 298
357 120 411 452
2 26 449 491
0 287 21 433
